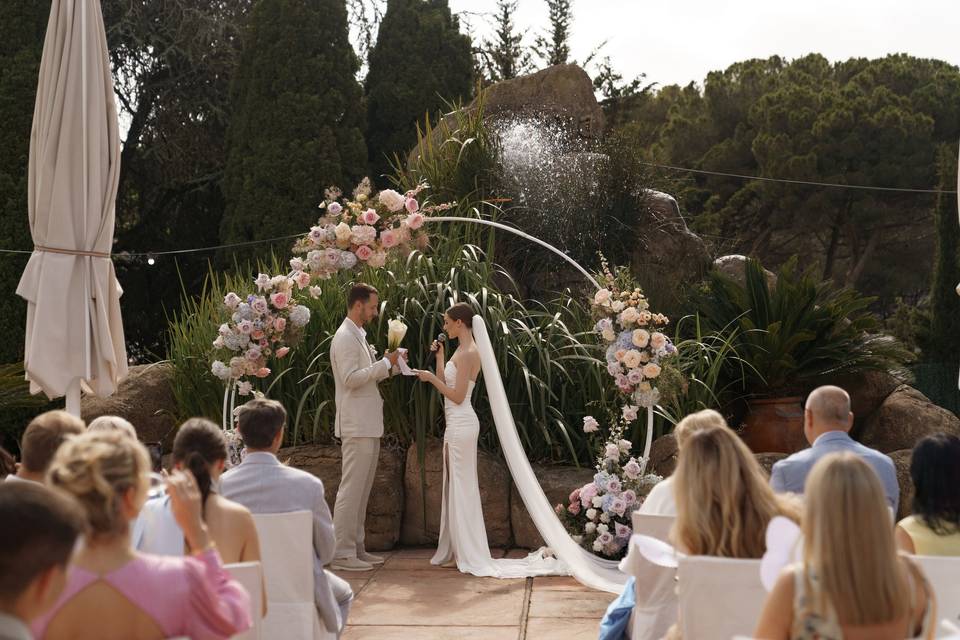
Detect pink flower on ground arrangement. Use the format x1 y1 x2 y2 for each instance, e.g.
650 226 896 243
355 245 374 261
607 479 622 494
406 212 425 230
255 367 271 378
378 189 406 212
569 488 581 504
380 229 399 249
579 483 599 508
582 416 600 433
567 501 581 515
270 292 289 309
361 209 380 225
604 443 621 461
622 405 639 422
273 317 287 332
405 197 419 213
610 498 627 517
367 252 387 268
621 490 637 505
327 201 342 216
623 459 642 480
294 271 312 289
275 347 290 358
224 292 241 309
615 522 632 539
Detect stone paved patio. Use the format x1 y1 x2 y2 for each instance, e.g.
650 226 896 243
334 548 615 639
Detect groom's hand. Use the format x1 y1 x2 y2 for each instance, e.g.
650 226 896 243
385 350 401 367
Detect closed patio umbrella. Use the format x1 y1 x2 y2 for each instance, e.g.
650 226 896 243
16 0 127 413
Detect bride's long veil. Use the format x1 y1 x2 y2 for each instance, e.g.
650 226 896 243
473 316 628 593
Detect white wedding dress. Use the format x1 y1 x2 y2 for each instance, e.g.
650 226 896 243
430 360 568 578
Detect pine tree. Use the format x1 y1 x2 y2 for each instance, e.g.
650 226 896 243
926 144 960 361
0 0 50 364
221 0 367 244
533 0 572 67
482 0 529 82
365 0 473 182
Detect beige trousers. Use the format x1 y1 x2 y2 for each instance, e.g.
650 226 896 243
333 437 380 559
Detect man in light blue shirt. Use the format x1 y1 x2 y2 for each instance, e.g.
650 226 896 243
770 385 900 512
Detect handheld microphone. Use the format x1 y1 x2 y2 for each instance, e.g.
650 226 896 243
425 333 447 368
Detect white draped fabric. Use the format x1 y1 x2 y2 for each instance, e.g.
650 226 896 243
473 315 628 594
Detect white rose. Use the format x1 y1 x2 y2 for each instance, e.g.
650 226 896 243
586 508 598 521
593 288 612 305
585 522 597 534
593 540 604 552
600 513 611 523
611 300 624 312
650 332 667 350
597 523 609 534
619 307 640 325
632 329 650 348
622 350 642 369
378 189 406 212
387 318 408 350
642 363 662 379
601 328 616 342
334 222 352 244
592 496 603 508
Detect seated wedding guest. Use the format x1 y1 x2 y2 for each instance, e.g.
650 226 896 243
87 415 137 440
896 433 960 556
638 409 727 516
754 453 934 639
220 398 352 636
134 418 266 613
32 431 251 640
0 483 85 640
7 411 84 484
770 385 899 512
673 424 801 558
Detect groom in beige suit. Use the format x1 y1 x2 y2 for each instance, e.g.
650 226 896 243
329 283 400 571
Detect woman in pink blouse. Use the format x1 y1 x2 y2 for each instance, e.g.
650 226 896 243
32 431 251 640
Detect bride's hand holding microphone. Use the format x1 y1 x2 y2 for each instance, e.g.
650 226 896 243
414 335 445 383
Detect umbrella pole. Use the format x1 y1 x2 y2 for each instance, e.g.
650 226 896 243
66 378 81 417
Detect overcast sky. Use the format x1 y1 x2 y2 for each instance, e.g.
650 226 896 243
448 0 960 89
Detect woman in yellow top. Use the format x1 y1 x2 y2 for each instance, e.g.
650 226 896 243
896 433 960 556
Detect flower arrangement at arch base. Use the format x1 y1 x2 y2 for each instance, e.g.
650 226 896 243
556 258 679 561
209 179 453 395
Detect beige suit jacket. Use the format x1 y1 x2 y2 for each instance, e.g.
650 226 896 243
330 319 391 438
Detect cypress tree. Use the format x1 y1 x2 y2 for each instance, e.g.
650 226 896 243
927 144 960 361
0 1 50 364
221 0 366 244
483 0 529 82
365 0 473 183
533 0 572 67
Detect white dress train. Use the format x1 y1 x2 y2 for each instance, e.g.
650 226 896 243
430 360 568 578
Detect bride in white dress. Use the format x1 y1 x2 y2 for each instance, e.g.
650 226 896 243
414 303 566 578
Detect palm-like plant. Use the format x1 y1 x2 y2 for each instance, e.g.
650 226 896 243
697 257 911 397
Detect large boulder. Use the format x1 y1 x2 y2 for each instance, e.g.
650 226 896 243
81 363 178 448
648 434 678 478
858 384 960 453
401 438 511 547
712 255 777 290
279 443 405 551
889 448 915 521
511 464 595 549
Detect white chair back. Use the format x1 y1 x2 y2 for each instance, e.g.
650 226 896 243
225 561 263 640
252 511 325 640
632 513 674 541
914 556 960 638
678 556 765 640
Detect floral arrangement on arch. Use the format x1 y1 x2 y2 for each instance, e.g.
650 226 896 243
555 416 661 560
210 179 453 393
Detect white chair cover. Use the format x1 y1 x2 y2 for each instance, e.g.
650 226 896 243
623 514 678 640
225 561 263 640
914 555 960 639
677 556 765 640
252 511 329 640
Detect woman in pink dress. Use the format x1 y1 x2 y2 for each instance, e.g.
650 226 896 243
32 431 251 640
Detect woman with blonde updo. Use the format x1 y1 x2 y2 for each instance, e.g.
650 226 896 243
31 431 251 640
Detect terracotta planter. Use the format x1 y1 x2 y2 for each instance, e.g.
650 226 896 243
740 396 807 454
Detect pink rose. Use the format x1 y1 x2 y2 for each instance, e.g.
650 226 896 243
380 229 399 248
406 212 425 229
567 501 582 515
295 271 312 288
275 346 290 358
237 320 254 335
355 245 374 261
627 369 643 384
251 330 265 341
270 292 289 309
274 317 287 332
223 292 241 309
327 201 343 216
622 490 637 505
255 367 271 378
583 416 600 433
615 522 632 539
361 209 380 225
569 488 582 504
405 197 419 213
